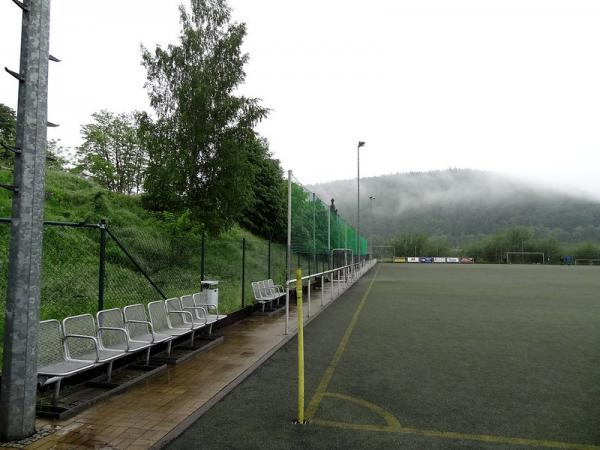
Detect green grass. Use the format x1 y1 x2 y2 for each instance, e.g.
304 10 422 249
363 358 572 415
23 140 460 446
0 168 287 368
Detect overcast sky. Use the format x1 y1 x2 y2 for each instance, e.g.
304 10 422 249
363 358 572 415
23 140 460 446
2 0 600 197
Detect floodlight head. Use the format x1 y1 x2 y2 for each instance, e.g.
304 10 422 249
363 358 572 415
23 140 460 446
358 141 365 148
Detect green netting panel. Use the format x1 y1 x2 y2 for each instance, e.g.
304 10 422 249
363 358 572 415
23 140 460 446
289 175 368 277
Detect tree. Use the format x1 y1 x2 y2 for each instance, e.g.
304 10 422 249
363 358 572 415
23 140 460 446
0 103 16 148
46 139 70 170
75 110 147 194
239 137 286 242
391 232 430 257
140 0 268 234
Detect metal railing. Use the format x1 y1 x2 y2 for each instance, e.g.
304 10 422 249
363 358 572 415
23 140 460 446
284 259 377 334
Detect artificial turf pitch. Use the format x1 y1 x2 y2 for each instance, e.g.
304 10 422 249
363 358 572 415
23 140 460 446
169 264 600 449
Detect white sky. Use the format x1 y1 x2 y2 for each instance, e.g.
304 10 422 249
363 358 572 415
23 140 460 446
1 0 600 197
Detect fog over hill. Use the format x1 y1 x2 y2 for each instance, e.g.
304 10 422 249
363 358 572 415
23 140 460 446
310 169 600 245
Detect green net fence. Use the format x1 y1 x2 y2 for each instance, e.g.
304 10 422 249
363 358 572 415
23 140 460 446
290 174 368 277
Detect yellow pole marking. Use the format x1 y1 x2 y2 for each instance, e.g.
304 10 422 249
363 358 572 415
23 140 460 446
296 268 305 423
305 265 380 420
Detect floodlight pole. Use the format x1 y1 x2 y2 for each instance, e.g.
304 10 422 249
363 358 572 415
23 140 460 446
357 141 365 263
0 0 53 441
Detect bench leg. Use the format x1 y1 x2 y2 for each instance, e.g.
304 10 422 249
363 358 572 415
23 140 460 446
107 361 114 382
52 379 62 406
145 347 151 366
166 339 172 357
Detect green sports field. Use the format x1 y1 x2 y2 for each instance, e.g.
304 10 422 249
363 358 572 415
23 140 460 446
169 264 600 449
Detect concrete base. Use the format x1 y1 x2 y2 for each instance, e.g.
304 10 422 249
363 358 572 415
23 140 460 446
36 363 167 420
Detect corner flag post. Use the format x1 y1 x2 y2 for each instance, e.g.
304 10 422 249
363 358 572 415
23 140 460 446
296 268 305 423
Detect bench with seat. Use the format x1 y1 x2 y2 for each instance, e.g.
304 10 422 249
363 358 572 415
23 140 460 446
96 308 153 365
179 294 215 330
251 282 272 311
251 280 285 312
62 313 127 382
148 300 195 346
123 303 173 357
261 280 285 307
191 292 227 321
37 319 97 405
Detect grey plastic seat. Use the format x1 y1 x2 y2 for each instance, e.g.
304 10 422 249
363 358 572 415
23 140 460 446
148 300 195 346
62 313 126 381
123 303 173 356
38 320 96 404
97 308 152 365
251 282 273 312
192 292 227 321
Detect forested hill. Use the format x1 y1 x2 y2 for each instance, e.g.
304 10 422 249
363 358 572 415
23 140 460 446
310 169 600 244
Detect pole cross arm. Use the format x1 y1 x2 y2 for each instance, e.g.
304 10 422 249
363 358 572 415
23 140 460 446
0 183 18 193
11 0 28 11
0 142 22 154
4 67 24 82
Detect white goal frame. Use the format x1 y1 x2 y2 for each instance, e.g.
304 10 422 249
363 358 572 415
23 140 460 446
372 245 394 262
575 259 600 266
505 252 545 264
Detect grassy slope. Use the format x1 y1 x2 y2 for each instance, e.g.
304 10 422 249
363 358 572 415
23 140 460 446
0 168 287 366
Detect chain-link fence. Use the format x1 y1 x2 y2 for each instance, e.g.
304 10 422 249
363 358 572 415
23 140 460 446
0 219 285 368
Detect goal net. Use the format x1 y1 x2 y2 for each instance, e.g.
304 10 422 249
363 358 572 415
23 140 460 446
372 245 394 263
505 252 545 264
575 259 600 266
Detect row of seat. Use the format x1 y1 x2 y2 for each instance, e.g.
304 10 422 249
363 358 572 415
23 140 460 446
251 279 286 312
38 292 227 404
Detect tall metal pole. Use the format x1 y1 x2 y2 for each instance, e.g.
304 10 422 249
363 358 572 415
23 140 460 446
357 144 360 263
98 219 107 311
200 231 205 282
327 205 331 253
285 170 292 334
312 193 316 275
0 0 53 440
267 239 271 279
241 238 246 309
356 141 365 262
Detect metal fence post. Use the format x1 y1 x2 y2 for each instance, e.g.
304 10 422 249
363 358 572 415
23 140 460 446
241 238 246 309
268 239 271 280
98 219 107 311
0 0 53 440
201 231 205 283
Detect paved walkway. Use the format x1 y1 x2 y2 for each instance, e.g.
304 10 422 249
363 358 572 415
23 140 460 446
1 270 368 450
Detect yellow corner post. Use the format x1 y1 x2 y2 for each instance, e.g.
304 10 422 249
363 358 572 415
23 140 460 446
296 268 305 423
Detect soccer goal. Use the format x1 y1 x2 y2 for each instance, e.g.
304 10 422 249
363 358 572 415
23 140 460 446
575 259 600 266
505 252 545 264
372 245 394 263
